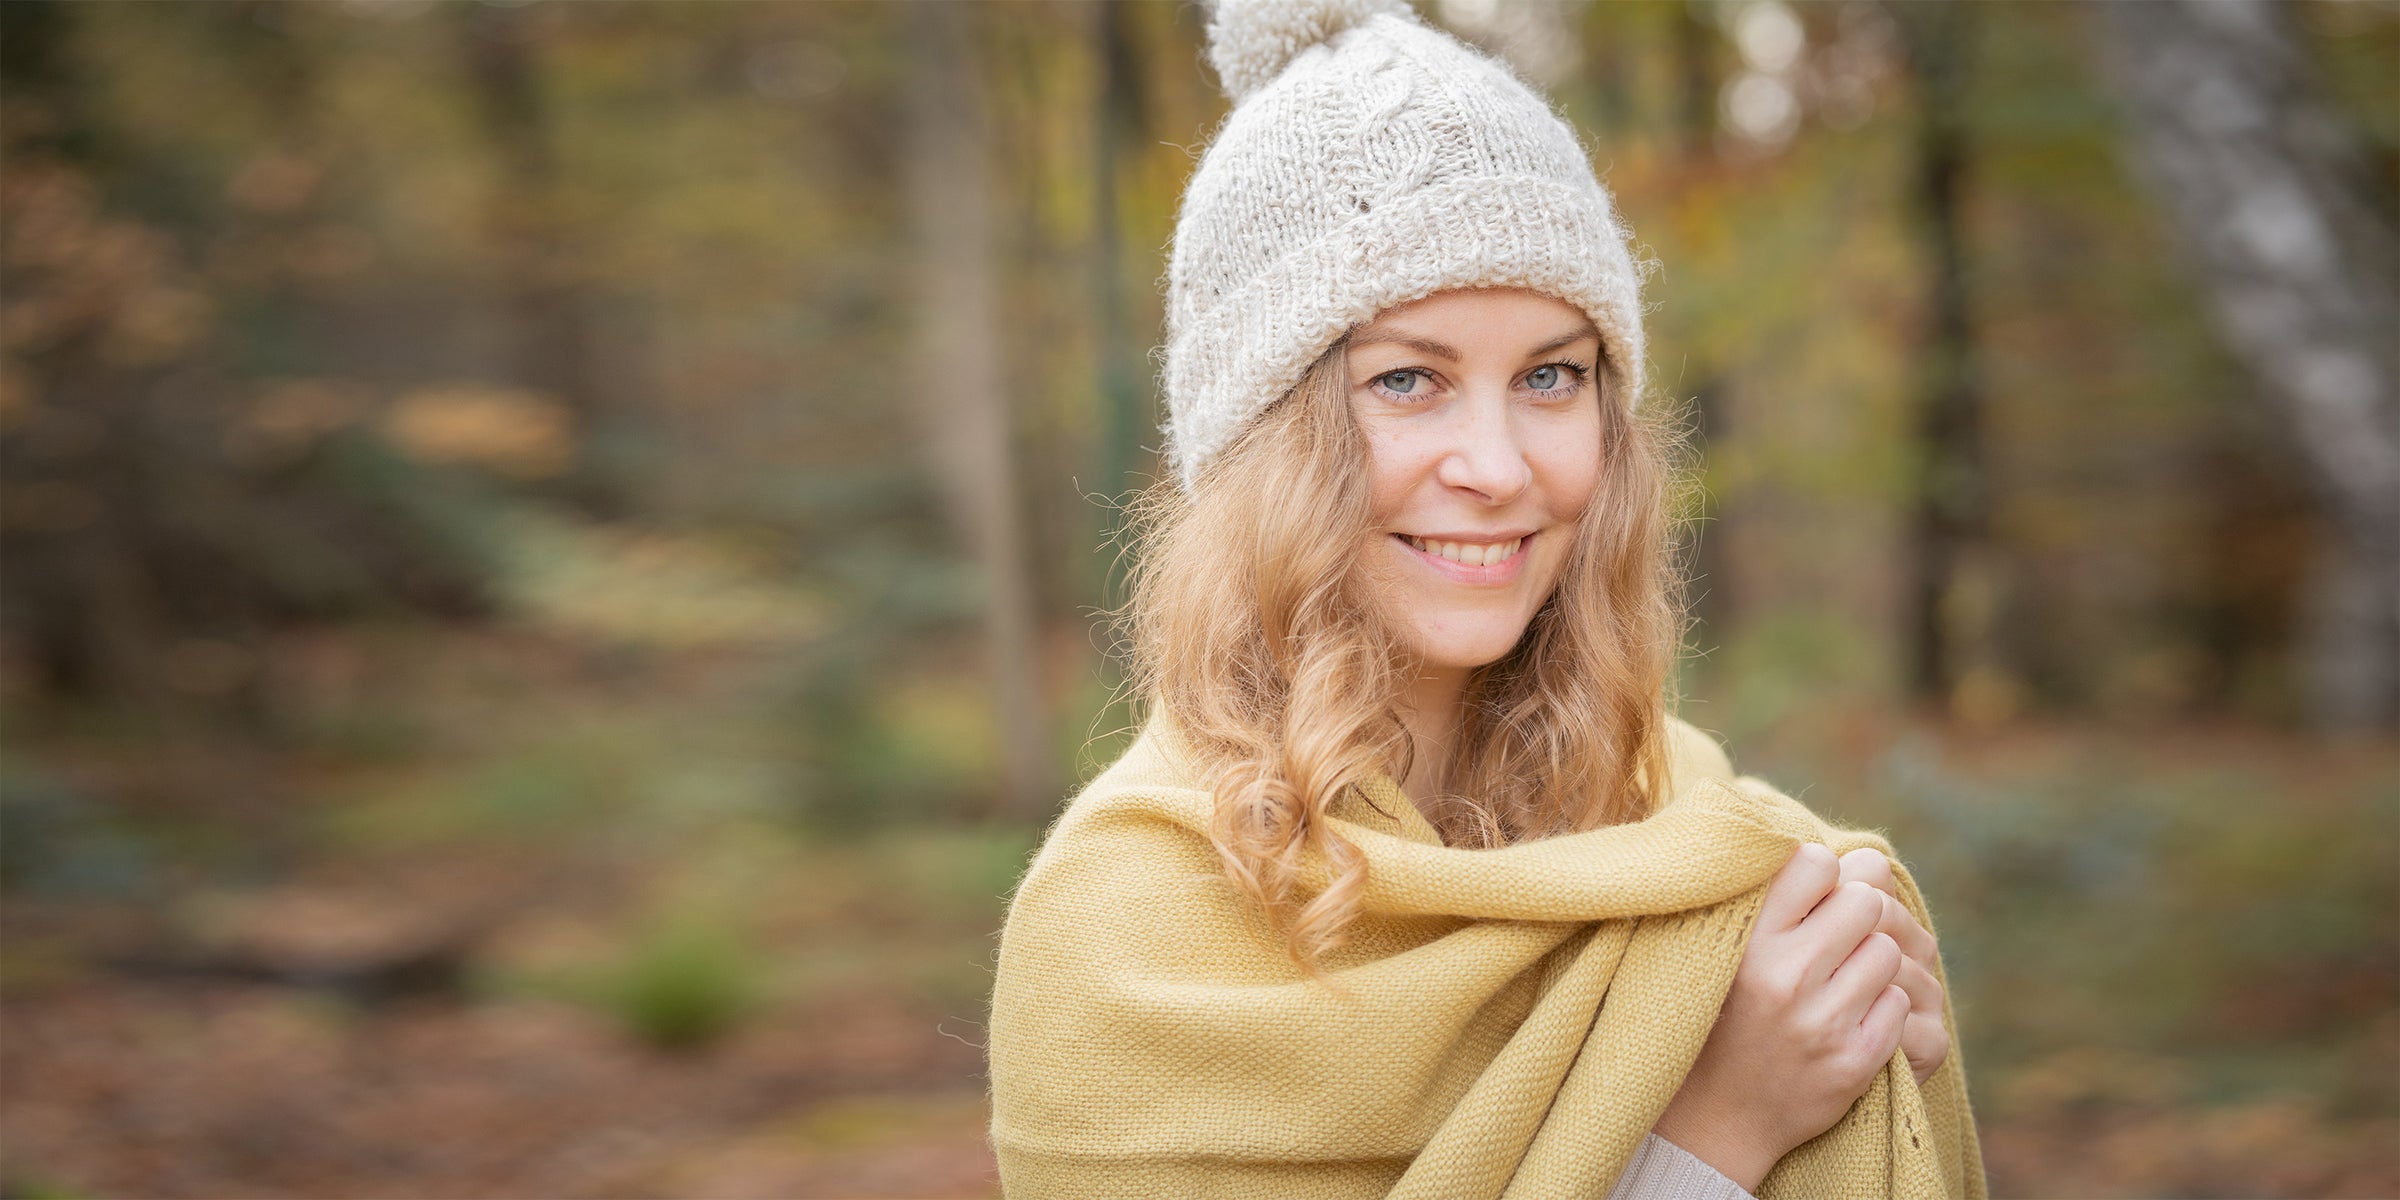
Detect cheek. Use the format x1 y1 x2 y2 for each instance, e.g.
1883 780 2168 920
1361 424 1436 516
1561 458 1602 518
1535 429 1604 520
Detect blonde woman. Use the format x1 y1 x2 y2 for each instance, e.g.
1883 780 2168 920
987 2 1985 1197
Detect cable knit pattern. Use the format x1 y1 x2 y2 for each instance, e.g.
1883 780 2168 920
1163 0 1655 490
986 715 1990 1197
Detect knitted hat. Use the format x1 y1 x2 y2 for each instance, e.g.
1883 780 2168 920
1160 0 1653 491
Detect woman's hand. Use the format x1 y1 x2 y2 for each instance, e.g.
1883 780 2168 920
1649 843 1912 1192
1835 846 1949 1087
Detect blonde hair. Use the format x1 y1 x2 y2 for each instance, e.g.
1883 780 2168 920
1117 333 1695 971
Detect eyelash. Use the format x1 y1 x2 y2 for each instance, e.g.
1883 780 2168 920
1368 360 1592 404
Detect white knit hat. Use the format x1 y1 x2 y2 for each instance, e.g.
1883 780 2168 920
1161 0 1654 491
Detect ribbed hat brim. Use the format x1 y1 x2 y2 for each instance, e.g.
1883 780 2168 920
1164 173 1651 491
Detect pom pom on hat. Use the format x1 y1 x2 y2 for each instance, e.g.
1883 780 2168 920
1203 0 1415 103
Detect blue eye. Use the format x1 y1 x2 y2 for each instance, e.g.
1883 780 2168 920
1526 361 1590 397
1379 370 1420 394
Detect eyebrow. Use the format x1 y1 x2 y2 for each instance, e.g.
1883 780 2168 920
1346 323 1600 363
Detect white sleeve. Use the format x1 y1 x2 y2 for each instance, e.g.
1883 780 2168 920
1603 1132 1759 1200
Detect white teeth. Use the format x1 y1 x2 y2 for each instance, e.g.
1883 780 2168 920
1401 535 1524 566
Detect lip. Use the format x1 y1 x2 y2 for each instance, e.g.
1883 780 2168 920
1392 530 1533 586
1404 529 1538 544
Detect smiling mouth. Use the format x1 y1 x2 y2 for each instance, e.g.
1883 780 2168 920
1397 533 1527 568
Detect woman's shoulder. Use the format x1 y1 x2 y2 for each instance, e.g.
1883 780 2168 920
1662 712 1736 786
1009 716 1219 902
996 717 1255 980
1056 714 1216 830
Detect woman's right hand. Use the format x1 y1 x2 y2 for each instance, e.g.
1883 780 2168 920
1649 842 1911 1192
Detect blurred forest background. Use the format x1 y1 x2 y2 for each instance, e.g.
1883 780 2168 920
1 1 2394 1197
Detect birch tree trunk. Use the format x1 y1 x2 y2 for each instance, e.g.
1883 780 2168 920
2090 0 2400 730
904 0 1054 817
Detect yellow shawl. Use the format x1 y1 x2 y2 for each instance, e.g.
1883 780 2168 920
987 715 1986 1198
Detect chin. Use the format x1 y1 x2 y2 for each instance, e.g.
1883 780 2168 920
1406 620 1533 672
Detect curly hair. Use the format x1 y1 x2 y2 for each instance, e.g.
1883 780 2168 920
1115 327 1700 971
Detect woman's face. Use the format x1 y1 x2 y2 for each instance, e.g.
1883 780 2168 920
1344 287 1605 674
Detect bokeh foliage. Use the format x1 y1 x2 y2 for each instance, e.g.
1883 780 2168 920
1 2 2393 1197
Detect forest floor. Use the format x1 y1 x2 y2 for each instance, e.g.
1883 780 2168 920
1 626 2394 1199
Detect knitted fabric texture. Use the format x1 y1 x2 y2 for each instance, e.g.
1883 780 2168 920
986 715 1988 1198
1161 0 1655 490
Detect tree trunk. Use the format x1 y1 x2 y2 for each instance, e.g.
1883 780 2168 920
457 2 621 518
904 0 1053 818
1673 2 1718 159
2090 0 2400 731
1089 0 1147 522
1889 1 1992 714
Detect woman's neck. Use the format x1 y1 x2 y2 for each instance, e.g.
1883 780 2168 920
1395 665 1470 812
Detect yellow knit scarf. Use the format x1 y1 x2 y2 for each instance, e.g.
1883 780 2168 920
987 715 1987 1198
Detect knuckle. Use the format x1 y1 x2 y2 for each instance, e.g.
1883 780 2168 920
1756 963 1805 1006
1826 1033 1883 1083
1867 933 1902 975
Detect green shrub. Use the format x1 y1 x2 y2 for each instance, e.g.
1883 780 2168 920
580 913 766 1051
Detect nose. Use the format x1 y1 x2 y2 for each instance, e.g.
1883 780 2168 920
1434 391 1532 505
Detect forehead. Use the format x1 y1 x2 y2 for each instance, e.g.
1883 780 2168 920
1349 287 1596 347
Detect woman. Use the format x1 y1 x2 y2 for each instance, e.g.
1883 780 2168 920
987 2 1985 1197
